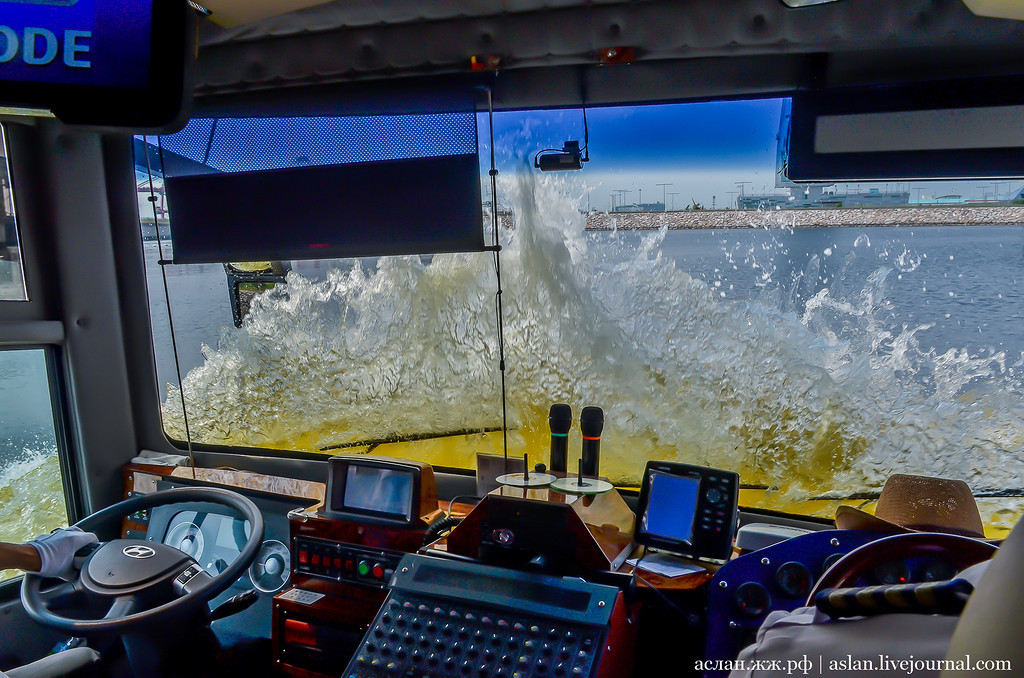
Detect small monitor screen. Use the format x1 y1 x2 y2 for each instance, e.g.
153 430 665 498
343 465 414 518
640 471 700 545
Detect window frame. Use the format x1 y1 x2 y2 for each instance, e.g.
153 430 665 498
0 344 83 590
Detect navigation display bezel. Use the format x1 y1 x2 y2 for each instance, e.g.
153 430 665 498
634 461 739 562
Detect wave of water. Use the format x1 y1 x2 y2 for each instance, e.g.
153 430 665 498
162 174 1024 524
0 439 68 580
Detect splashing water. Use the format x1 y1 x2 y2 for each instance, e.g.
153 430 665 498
0 439 69 581
162 173 1024 525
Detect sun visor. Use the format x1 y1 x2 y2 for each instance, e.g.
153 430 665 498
786 75 1024 181
151 108 485 263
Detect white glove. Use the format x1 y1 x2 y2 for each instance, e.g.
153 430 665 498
28 526 99 579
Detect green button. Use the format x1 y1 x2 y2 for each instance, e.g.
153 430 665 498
358 560 370 576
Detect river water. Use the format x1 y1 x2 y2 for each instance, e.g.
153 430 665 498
3 185 1024 542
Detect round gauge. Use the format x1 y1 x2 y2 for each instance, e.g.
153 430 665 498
820 552 845 576
923 559 957 582
734 582 772 617
775 561 812 598
164 522 205 561
249 539 291 594
705 487 723 504
872 560 911 585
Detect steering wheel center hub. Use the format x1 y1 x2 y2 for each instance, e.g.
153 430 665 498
81 539 193 594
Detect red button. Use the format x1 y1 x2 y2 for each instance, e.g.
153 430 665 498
334 557 343 569
312 554 321 566
298 551 309 565
373 564 385 578
345 559 354 571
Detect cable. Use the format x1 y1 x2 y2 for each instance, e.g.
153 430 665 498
581 105 589 161
423 514 464 545
445 495 481 518
142 136 196 479
629 550 692 620
484 88 509 462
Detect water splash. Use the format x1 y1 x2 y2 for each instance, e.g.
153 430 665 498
0 439 69 581
163 173 1024 523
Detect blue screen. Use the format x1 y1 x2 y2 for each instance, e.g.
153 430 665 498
0 0 152 88
641 472 700 544
344 466 414 518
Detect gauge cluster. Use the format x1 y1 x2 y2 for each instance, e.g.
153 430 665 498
702 529 959 678
161 509 292 595
163 510 252 576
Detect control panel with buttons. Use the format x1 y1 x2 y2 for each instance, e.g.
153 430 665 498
294 536 404 589
343 554 621 678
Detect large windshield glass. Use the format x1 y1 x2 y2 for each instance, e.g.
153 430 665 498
137 99 1024 535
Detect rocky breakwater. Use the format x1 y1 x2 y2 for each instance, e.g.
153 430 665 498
586 205 1024 230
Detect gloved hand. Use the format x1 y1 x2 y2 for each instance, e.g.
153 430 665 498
28 526 99 579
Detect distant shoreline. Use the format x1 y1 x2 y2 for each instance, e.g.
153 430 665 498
584 205 1024 230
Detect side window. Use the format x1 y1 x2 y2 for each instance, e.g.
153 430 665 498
0 349 70 582
0 124 26 301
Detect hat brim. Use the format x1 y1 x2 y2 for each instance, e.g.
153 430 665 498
835 504 987 540
835 505 911 533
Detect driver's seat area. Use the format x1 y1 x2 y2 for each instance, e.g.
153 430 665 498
5 647 100 678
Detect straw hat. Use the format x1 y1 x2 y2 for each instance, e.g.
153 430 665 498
835 474 986 539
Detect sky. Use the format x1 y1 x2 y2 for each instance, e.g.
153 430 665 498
482 99 784 210
140 98 1024 214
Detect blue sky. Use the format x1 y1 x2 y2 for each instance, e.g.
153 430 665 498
486 98 784 173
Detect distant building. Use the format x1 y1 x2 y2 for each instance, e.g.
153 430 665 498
613 202 666 212
738 185 909 210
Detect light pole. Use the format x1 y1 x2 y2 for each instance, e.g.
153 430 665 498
656 183 672 211
616 189 631 210
667 192 680 211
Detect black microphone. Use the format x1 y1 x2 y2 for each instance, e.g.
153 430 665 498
580 406 604 477
548 404 572 473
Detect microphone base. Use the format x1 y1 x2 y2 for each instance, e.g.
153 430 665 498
550 477 614 495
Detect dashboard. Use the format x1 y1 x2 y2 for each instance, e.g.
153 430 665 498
126 480 303 641
704 529 960 677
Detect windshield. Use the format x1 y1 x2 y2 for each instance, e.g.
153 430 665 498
136 99 1024 536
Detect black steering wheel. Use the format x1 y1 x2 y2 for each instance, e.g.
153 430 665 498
22 487 264 635
806 532 997 604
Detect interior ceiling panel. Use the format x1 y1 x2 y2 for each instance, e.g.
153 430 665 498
190 0 1024 110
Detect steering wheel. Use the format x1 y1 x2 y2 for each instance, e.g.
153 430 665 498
807 532 998 604
22 487 264 635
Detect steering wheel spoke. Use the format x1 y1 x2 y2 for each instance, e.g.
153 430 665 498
103 595 140 621
37 580 86 610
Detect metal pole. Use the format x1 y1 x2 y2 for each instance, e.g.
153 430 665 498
656 183 671 211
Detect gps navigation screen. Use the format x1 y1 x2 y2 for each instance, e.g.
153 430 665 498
641 471 700 544
343 466 414 518
0 0 153 88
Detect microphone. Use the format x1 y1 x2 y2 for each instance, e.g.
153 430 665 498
580 406 604 477
548 404 572 473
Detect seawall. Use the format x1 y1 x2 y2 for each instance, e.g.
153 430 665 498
584 205 1024 230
